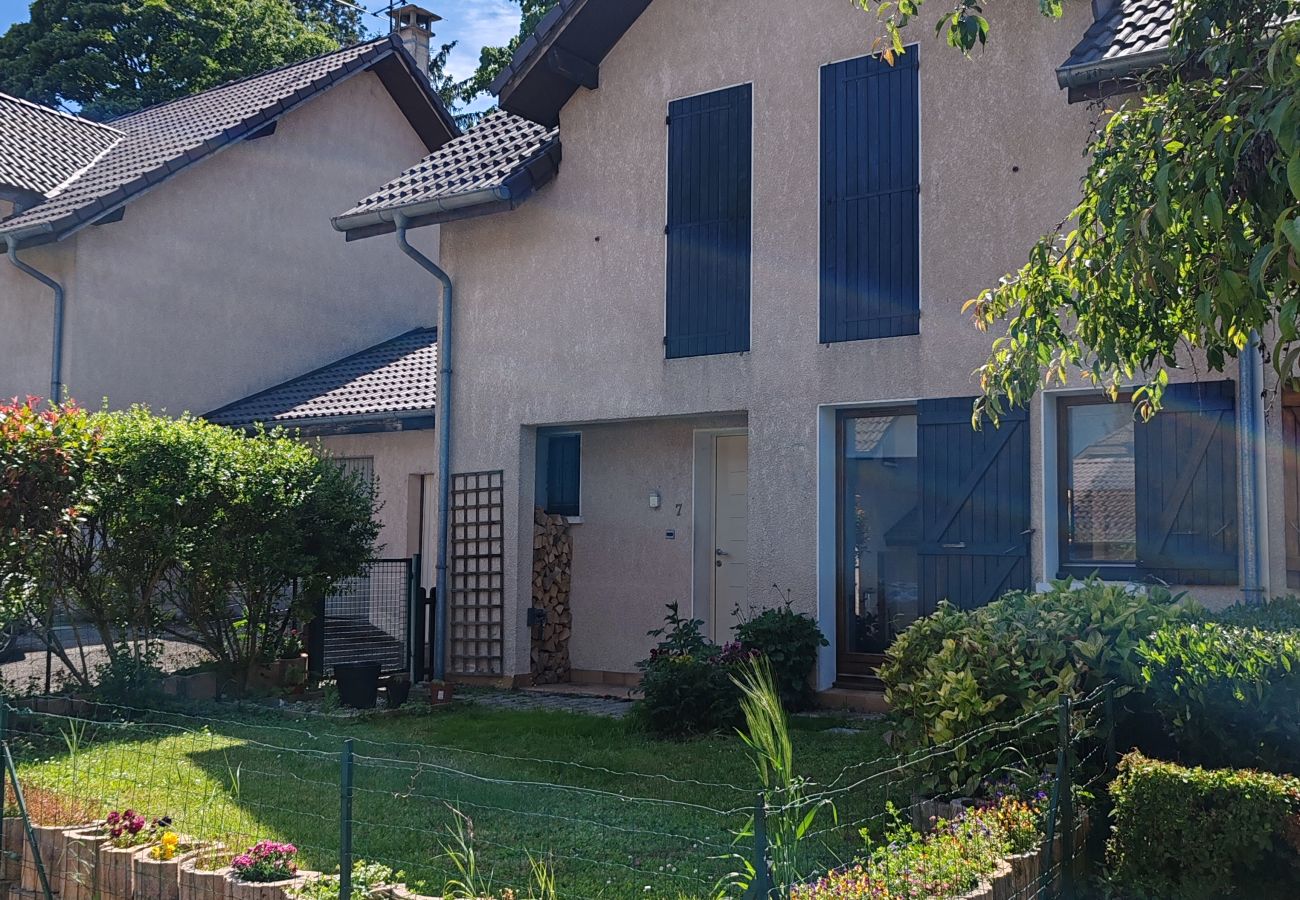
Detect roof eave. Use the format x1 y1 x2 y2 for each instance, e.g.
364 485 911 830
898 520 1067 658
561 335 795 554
1056 46 1171 93
333 137 562 240
220 408 438 436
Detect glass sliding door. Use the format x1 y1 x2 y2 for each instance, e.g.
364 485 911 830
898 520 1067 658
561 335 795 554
836 408 921 680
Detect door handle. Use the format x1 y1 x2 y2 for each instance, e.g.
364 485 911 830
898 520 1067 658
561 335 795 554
941 542 966 550
715 548 729 556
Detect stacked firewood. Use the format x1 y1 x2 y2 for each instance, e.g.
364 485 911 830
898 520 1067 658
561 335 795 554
530 507 573 684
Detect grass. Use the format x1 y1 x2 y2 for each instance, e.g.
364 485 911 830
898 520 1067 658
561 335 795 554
6 698 896 900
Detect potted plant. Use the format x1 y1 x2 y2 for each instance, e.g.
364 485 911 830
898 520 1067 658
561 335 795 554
179 849 232 900
226 841 311 900
135 831 210 900
333 664 382 709
382 675 411 709
428 680 454 707
99 810 167 900
279 629 309 691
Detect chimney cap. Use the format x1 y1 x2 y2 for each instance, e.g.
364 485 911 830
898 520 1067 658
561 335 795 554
390 3 441 33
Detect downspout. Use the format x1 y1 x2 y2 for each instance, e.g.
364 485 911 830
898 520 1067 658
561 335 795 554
1239 331 1265 605
5 236 65 403
393 213 453 680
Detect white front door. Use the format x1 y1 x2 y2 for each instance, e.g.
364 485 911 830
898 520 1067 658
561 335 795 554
712 433 749 638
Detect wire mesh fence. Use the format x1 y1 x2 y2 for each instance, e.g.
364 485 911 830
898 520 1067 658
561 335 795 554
0 688 1115 900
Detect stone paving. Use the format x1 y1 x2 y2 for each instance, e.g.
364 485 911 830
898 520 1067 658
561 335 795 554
462 685 635 718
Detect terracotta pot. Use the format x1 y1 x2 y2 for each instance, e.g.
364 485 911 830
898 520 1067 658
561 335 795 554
224 870 312 900
98 841 154 900
21 823 80 893
61 827 109 900
280 657 308 689
178 853 231 900
134 842 207 900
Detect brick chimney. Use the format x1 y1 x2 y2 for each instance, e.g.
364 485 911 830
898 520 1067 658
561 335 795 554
390 4 441 78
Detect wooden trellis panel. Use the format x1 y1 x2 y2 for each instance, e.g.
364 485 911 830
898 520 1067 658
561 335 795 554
449 470 505 675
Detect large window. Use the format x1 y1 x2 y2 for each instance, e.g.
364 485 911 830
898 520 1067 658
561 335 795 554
819 50 920 342
665 84 752 359
1059 399 1137 567
1056 383 1239 585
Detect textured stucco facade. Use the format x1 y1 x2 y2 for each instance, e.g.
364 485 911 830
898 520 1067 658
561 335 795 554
0 70 439 416
428 0 1284 686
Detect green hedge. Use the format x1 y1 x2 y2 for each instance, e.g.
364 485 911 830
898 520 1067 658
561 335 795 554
1108 753 1300 899
1139 621 1300 773
879 579 1191 795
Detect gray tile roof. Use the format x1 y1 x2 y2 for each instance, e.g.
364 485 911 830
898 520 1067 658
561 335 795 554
0 94 122 199
1058 0 1174 89
0 35 457 245
333 109 560 236
206 328 438 428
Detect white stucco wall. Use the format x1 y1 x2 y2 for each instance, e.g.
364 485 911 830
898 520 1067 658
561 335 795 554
437 0 1131 681
0 69 440 415
317 429 439 563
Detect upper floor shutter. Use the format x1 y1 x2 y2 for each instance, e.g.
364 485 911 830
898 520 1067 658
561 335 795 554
1135 380 1238 584
820 51 920 343
665 84 752 359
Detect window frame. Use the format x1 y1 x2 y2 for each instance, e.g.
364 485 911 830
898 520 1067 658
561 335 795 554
1055 393 1143 581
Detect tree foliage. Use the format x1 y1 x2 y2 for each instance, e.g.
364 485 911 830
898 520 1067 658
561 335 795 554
0 403 379 693
966 0 1300 421
0 0 339 120
461 0 558 108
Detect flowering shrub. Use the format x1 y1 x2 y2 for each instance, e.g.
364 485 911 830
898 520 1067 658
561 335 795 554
106 809 167 848
149 832 183 862
231 841 299 883
793 794 1047 899
734 600 828 711
632 604 758 738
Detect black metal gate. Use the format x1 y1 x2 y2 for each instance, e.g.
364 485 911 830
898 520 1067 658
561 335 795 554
314 557 418 675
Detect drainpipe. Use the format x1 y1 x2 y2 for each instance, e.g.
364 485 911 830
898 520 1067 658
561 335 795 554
5 236 65 403
392 213 453 679
1239 331 1265 605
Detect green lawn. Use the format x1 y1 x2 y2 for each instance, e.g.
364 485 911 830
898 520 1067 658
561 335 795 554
8 699 896 899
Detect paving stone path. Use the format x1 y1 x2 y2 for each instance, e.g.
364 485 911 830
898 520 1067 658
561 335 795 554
464 687 634 718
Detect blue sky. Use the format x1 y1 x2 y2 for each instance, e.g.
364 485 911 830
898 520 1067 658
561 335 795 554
0 0 521 86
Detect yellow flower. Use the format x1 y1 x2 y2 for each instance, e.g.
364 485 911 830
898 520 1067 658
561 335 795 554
151 832 181 861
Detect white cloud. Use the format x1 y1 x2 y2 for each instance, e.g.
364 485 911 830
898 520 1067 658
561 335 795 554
436 0 522 82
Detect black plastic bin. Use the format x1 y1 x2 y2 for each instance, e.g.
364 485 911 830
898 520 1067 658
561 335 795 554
334 662 382 709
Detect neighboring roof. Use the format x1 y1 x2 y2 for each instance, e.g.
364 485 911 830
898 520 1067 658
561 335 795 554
205 327 438 432
333 109 561 239
0 93 121 200
490 0 652 127
1057 0 1174 96
0 34 459 247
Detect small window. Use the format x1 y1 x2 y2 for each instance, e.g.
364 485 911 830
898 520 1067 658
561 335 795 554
1060 400 1136 567
538 433 581 518
333 456 376 487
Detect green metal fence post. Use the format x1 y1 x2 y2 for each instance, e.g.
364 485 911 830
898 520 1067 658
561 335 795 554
4 742 53 900
1058 697 1075 900
340 739 354 900
0 705 7 874
747 793 776 900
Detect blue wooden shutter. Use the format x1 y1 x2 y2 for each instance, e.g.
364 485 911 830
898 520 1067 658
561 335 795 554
917 397 1030 612
545 434 581 517
820 51 920 342
665 84 752 358
1135 380 1238 584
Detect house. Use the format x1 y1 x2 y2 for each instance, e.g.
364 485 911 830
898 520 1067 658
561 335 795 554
0 15 457 571
334 0 1274 698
